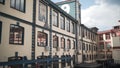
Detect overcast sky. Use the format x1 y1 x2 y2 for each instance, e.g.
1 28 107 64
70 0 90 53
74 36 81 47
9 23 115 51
52 0 120 31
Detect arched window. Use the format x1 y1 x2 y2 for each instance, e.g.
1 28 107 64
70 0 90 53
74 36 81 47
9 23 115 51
53 35 58 48
61 37 65 49
67 39 71 49
37 31 47 46
73 40 75 49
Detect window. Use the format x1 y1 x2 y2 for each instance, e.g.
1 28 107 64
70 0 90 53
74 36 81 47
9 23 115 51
37 31 47 47
112 33 116 37
66 19 70 32
87 31 89 38
0 0 5 4
60 15 65 30
90 33 91 39
86 30 87 37
105 33 110 40
88 32 90 39
83 54 85 61
52 10 58 27
9 24 24 45
79 41 81 49
0 21 2 43
82 29 85 37
89 44 91 51
86 44 88 51
106 42 111 49
10 0 25 12
53 35 58 48
94 46 96 51
67 39 71 49
99 34 103 40
79 26 81 36
82 43 85 50
92 34 94 40
71 22 75 34
73 41 75 49
39 1 47 23
61 37 65 48
99 42 104 49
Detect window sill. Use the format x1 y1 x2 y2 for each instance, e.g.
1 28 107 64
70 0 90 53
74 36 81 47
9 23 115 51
9 43 24 45
61 28 65 30
53 24 58 27
37 45 46 47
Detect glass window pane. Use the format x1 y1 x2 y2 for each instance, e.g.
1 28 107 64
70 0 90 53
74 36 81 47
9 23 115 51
37 32 47 46
60 15 65 29
39 2 46 23
11 0 15 7
61 38 65 48
66 19 70 32
16 0 20 10
67 39 71 49
71 22 74 33
0 0 4 3
53 35 58 48
52 10 58 26
20 0 25 11
10 0 25 12
9 24 24 45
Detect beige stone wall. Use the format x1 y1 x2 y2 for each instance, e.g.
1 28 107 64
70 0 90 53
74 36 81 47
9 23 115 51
0 16 32 62
35 0 76 57
0 0 33 22
112 36 120 62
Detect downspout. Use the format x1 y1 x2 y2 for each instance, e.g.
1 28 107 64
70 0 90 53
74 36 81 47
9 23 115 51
32 0 36 60
75 0 78 64
81 25 84 63
75 22 78 64
49 8 52 58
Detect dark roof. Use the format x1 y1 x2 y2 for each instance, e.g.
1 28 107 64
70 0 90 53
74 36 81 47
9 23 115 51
81 24 98 34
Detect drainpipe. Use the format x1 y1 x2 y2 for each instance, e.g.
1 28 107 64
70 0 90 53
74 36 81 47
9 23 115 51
49 8 53 60
81 25 84 63
32 0 36 60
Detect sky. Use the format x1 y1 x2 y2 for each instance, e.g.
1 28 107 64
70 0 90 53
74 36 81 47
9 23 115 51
51 0 120 31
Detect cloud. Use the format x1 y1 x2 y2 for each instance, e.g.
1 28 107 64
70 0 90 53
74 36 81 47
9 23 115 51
96 0 120 6
81 0 120 31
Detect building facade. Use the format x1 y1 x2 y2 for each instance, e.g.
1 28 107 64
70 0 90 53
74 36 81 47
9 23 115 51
80 24 98 63
56 0 98 64
0 0 78 67
97 25 120 60
112 36 120 64
0 0 98 67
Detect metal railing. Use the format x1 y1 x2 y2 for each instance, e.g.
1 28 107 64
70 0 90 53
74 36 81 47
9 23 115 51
0 57 72 68
114 60 120 64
